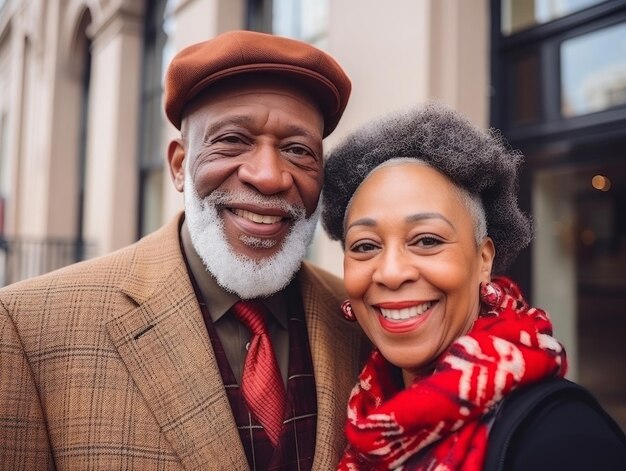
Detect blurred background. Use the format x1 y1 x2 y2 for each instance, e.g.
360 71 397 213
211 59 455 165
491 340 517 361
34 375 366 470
0 0 624 428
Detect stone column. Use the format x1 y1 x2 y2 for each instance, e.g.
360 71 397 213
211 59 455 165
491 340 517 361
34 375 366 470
83 2 144 255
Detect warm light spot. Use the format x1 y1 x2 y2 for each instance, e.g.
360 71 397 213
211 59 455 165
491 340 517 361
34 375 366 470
580 229 596 246
591 175 611 191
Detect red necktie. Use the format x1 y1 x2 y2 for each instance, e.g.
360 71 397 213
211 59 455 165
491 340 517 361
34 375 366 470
232 300 286 446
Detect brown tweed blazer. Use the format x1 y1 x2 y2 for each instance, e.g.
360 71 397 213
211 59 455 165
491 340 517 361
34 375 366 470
0 214 364 470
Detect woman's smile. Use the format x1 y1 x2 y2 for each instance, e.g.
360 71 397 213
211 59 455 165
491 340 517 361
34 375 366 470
373 300 438 334
376 300 436 321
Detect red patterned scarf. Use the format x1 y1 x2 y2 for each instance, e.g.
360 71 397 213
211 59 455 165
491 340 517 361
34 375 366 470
338 277 567 471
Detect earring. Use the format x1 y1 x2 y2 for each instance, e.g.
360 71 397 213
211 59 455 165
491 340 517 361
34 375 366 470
480 281 503 309
341 299 357 322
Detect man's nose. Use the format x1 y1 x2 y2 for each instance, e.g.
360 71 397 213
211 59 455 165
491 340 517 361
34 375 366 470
237 145 293 195
372 246 420 290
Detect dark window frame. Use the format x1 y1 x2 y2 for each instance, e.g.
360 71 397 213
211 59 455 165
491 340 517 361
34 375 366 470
491 0 626 160
490 0 626 293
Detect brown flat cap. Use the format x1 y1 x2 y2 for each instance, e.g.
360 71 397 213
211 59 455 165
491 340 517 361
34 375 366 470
164 30 351 137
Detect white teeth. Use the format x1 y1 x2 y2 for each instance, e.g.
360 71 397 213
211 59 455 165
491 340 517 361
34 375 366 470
233 209 282 224
379 302 433 321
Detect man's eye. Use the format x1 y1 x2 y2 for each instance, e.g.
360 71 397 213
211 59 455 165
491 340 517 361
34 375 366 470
213 134 246 144
284 145 313 157
224 136 245 144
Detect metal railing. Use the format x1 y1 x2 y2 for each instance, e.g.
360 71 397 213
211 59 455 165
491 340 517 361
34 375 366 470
0 236 91 287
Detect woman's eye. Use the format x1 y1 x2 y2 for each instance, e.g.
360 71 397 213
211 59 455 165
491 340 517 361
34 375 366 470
350 241 379 253
414 236 442 248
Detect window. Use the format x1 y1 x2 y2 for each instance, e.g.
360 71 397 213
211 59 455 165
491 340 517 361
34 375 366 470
272 0 329 48
561 21 626 117
492 1 626 141
248 0 329 48
502 0 606 35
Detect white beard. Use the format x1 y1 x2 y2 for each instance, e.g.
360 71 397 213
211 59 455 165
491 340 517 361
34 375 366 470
184 172 320 299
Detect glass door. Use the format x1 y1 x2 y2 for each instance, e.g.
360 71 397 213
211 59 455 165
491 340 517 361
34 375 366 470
533 158 626 429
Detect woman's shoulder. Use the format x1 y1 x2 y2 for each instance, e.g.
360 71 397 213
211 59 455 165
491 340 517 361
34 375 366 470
488 378 626 471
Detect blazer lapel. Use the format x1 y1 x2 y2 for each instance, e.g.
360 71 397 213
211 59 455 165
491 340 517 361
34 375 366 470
299 263 363 470
105 215 248 470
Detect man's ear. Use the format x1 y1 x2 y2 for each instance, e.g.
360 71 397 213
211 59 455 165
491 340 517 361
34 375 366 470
479 237 496 282
167 138 186 192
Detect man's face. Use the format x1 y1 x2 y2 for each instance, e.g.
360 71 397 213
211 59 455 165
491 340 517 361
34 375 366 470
168 80 325 297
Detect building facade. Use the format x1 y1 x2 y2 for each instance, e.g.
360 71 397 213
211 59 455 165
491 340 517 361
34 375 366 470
0 0 624 427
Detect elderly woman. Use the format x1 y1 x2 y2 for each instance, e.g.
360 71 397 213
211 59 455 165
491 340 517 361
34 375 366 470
322 103 626 470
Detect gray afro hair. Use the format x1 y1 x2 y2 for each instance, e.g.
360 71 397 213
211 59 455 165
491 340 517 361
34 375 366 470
321 102 532 274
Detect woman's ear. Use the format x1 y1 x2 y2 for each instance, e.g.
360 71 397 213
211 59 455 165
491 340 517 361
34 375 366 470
167 139 186 192
479 237 495 282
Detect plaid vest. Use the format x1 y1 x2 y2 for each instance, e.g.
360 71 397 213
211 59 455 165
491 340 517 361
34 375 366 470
200 282 317 471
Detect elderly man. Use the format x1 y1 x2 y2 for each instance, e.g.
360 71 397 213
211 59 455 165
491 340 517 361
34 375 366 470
0 31 364 470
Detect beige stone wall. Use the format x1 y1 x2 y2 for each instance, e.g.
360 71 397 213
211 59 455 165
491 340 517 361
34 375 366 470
82 2 144 254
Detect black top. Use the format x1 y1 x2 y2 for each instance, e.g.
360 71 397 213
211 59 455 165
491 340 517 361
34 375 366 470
484 378 626 471
506 396 626 470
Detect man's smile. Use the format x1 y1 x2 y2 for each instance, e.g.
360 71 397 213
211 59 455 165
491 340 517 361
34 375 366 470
223 204 293 239
232 208 283 224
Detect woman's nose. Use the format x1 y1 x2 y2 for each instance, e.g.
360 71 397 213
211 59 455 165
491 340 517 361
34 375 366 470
237 145 293 195
372 247 419 290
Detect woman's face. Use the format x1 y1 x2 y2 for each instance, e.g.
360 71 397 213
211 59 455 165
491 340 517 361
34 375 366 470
344 163 494 381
